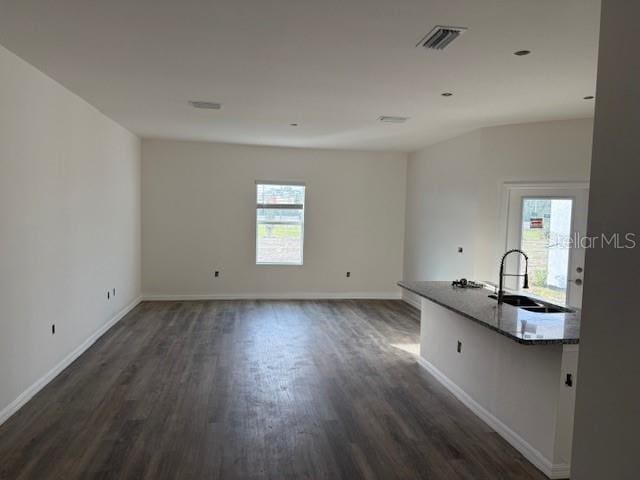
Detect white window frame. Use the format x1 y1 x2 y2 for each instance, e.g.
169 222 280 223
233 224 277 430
255 180 306 266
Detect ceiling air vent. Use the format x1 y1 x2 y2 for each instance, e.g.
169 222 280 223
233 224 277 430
379 116 409 124
189 101 222 110
416 26 467 50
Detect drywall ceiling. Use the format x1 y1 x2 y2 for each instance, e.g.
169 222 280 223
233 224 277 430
0 0 600 151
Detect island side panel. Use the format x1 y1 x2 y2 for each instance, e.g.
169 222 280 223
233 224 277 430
553 345 579 467
419 297 563 467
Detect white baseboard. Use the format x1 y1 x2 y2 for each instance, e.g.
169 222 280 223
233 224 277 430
401 291 421 310
142 292 403 301
416 356 570 479
0 295 143 427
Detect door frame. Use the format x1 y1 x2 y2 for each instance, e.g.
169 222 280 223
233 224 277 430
500 181 590 306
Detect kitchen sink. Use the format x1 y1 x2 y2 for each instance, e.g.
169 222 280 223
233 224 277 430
488 294 574 313
520 305 573 314
487 294 539 307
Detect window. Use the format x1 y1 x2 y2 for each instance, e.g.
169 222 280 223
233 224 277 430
256 181 306 265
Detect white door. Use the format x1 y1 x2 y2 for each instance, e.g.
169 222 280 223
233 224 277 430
504 183 589 309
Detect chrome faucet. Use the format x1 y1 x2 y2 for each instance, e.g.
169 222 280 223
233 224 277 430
497 249 529 304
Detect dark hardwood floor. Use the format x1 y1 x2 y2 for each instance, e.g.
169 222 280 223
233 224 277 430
0 300 546 479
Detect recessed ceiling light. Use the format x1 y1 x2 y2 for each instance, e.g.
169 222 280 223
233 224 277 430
514 50 531 56
289 123 299 127
583 95 595 100
189 100 222 110
378 116 409 124
441 92 453 97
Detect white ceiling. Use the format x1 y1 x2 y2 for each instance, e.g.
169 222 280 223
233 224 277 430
0 0 600 152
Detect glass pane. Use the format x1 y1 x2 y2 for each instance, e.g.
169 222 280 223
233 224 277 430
520 198 573 304
256 206 303 264
256 184 305 265
257 184 305 205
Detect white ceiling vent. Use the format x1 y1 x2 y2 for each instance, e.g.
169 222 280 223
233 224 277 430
416 26 467 50
378 116 409 124
189 101 222 110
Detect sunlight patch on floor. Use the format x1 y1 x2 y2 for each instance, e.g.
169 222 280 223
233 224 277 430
390 343 420 356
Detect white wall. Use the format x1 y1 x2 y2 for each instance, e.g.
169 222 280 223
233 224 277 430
142 140 406 298
403 119 593 304
571 1 640 478
0 44 141 421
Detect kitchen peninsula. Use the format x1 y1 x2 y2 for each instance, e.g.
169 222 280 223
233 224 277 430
399 281 581 479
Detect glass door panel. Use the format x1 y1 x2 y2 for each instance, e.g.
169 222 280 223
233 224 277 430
520 198 573 304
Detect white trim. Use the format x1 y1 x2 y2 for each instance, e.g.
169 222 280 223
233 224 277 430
416 356 570 479
142 292 402 301
562 344 580 353
503 181 589 191
255 180 306 186
0 295 143 427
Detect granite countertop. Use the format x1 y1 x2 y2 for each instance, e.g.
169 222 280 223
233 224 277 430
398 281 580 345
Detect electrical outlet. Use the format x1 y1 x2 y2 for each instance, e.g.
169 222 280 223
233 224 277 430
457 340 462 353
214 271 220 277
51 324 55 335
346 272 351 278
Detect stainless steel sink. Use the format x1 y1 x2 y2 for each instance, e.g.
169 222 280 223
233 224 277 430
488 294 574 313
520 305 573 313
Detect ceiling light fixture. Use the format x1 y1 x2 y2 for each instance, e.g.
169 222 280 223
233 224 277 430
583 95 595 100
378 116 409 124
514 50 531 56
189 100 222 110
441 92 453 97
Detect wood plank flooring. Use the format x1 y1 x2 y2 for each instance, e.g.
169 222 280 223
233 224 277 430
0 300 547 479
